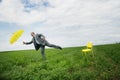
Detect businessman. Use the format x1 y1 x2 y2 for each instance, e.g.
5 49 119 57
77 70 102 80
23 32 62 60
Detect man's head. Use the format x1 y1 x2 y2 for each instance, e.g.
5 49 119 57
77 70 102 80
31 32 35 37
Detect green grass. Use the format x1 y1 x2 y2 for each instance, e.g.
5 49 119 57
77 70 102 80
0 44 120 80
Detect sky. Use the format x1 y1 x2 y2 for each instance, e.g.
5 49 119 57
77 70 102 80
0 0 120 51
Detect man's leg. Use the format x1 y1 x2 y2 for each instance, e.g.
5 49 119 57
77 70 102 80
40 46 46 60
45 41 62 50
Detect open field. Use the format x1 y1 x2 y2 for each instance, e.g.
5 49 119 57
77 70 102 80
0 44 120 80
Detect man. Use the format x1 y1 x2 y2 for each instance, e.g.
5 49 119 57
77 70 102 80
23 32 62 60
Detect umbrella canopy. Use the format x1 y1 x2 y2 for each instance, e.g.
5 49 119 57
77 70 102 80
10 30 24 44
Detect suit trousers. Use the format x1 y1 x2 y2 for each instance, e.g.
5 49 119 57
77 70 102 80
40 41 61 60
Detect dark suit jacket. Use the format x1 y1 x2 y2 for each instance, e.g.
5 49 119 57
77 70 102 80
25 34 46 51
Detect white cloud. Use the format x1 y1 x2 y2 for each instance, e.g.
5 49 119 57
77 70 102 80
0 0 120 26
0 0 46 25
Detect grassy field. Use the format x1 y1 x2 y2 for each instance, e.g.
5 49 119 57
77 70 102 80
0 44 120 80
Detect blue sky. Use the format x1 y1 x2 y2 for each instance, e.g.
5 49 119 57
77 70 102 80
0 0 120 51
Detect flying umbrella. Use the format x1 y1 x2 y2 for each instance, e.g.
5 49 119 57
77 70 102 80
10 30 24 44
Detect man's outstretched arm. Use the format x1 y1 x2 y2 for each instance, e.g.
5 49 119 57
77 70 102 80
23 39 33 45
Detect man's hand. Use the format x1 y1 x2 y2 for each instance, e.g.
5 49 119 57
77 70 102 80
23 41 26 45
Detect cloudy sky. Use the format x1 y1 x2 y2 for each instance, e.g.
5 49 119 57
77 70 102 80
0 0 120 51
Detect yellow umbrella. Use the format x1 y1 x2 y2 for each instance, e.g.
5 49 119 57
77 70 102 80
10 30 24 44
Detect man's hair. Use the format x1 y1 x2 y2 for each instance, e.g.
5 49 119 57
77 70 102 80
31 32 35 34
31 32 35 36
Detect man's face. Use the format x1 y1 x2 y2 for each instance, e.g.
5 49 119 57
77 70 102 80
31 32 35 37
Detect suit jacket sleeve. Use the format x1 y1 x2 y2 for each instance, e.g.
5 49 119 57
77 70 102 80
25 38 33 45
